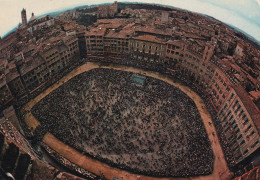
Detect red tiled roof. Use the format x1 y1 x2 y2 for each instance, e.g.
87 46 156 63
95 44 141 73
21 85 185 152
231 63 242 73
133 35 166 43
85 25 107 36
247 75 259 86
166 40 184 46
105 30 126 39
249 91 260 100
134 26 172 36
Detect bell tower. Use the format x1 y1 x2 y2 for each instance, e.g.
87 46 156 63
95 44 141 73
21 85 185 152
21 8 27 26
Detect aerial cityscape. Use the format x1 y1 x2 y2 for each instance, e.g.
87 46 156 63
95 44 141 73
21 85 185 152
0 1 259 180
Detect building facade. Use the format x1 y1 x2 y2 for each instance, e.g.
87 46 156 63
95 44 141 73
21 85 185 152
84 16 260 168
0 6 259 175
97 1 118 18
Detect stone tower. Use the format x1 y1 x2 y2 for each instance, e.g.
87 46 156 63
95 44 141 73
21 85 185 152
161 11 169 23
21 8 27 26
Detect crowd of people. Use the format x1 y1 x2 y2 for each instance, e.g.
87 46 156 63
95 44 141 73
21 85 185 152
31 68 214 177
90 55 236 170
168 70 236 169
41 143 97 179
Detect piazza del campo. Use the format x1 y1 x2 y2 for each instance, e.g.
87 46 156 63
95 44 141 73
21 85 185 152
0 2 259 180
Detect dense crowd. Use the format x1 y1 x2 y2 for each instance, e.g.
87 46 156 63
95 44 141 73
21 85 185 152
41 143 97 179
168 71 236 168
90 55 236 170
31 68 214 177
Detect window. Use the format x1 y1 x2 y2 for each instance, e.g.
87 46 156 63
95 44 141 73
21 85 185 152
224 127 230 133
251 131 255 136
243 118 249 125
243 149 249 155
244 128 248 134
223 104 228 110
240 110 245 116
251 140 259 149
240 140 245 146
234 145 239 150
237 134 242 140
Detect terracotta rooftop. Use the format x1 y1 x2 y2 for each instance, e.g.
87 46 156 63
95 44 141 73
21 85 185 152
247 74 259 86
218 58 233 72
184 33 205 40
198 24 215 32
231 63 242 73
235 73 245 83
237 42 244 48
134 26 172 36
174 18 185 24
105 30 126 39
249 91 260 101
166 40 184 46
120 28 134 37
97 19 127 28
133 35 166 44
85 25 107 36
